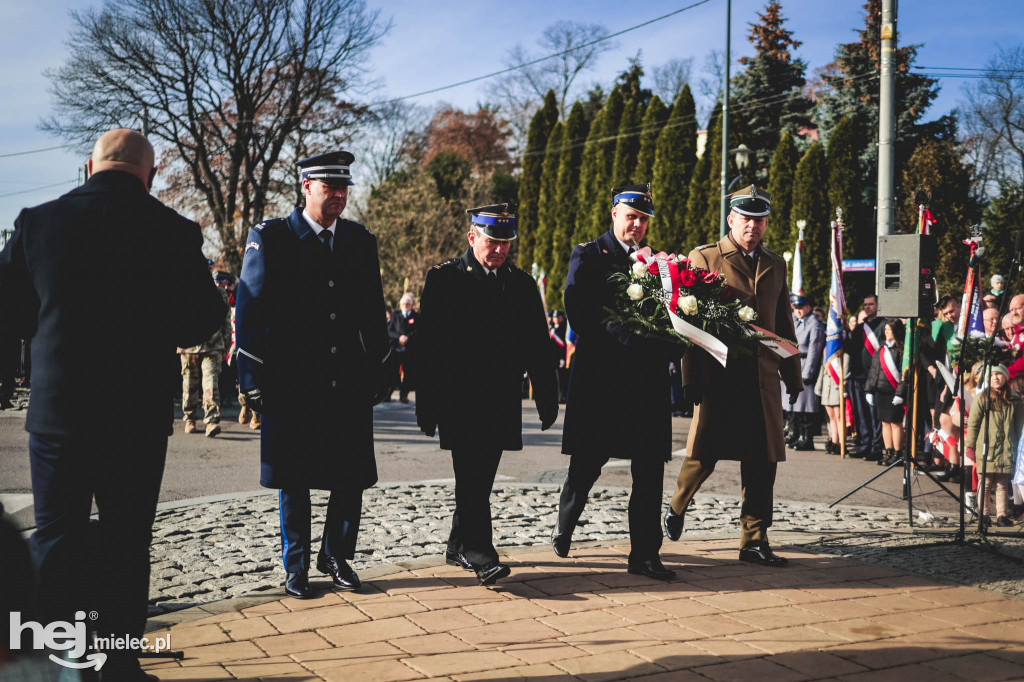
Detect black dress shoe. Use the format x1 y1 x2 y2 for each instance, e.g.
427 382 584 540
475 562 511 585
739 542 789 567
663 508 684 541
551 527 572 558
627 557 675 581
285 571 312 598
316 552 361 590
445 549 474 571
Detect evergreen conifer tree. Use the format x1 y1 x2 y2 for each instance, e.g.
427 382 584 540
653 86 697 249
767 131 798 252
610 99 642 187
790 141 830 304
516 90 559 265
586 87 626 238
550 102 588 305
572 107 606 245
825 116 863 304
535 121 564 284
635 95 668 184
684 153 711 249
732 1 813 182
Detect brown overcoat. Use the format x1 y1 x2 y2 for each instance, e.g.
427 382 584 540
682 235 802 463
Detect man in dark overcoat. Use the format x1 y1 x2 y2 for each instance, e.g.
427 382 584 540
664 185 803 566
385 292 418 403
416 204 558 585
235 151 390 599
554 184 687 580
843 294 886 460
0 129 226 678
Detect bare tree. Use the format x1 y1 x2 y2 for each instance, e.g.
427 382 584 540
489 20 616 150
42 0 389 272
962 45 1024 200
652 57 694 104
359 99 427 189
697 49 726 124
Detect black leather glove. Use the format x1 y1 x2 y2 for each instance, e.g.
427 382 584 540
539 403 558 431
788 386 802 405
244 388 265 415
682 384 703 406
803 377 814 386
417 412 437 437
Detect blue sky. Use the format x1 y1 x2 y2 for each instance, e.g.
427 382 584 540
1 0 1021 232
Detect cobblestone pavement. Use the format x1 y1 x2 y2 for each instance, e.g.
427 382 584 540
148 483 1024 616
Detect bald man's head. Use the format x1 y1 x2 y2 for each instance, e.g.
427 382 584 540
88 129 156 190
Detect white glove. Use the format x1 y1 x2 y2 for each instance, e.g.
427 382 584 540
866 393 875 406
892 395 904 406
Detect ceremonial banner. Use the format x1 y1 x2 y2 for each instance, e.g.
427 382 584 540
791 227 804 296
958 238 986 339
918 205 936 235
825 220 847 386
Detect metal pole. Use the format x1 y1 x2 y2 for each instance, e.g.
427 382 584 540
876 0 897 238
719 0 731 239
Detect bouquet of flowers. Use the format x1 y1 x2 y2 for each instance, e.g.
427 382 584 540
947 333 1017 373
604 246 797 366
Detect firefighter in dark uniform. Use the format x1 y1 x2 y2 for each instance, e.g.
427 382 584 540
416 204 558 585
235 151 391 599
554 184 687 580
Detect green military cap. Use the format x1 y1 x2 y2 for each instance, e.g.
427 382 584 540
728 184 771 217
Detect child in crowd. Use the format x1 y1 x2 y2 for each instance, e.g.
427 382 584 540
866 319 906 466
965 364 1023 527
815 351 851 454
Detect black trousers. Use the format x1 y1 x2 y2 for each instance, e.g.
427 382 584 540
278 488 362 573
28 430 167 673
558 455 664 561
448 448 502 567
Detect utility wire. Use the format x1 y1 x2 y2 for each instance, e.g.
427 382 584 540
0 180 76 199
0 143 77 159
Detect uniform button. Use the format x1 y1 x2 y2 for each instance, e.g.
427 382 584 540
331 380 338 387
329 313 337 320
328 280 335 287
330 347 337 354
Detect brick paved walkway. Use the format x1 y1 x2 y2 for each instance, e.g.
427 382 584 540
141 540 1024 681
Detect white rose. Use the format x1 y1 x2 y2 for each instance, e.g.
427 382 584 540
738 305 756 322
678 295 698 315
631 261 648 278
626 283 644 301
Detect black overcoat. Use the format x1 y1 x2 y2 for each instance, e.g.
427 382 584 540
560 229 679 462
415 250 558 451
235 208 389 490
0 170 225 436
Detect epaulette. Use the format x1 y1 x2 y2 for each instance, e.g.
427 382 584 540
695 243 715 251
578 241 593 248
252 218 286 232
433 258 459 270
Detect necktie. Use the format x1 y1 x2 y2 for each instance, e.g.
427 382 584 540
321 230 332 254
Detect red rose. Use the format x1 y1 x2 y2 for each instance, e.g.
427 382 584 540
648 262 660 275
721 285 734 299
678 257 692 268
701 270 719 284
679 269 697 287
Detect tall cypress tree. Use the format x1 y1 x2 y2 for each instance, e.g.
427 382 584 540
732 1 813 181
767 131 798 253
684 153 711 250
516 90 558 266
635 95 668 184
653 85 697 250
551 102 588 305
790 141 830 305
573 107 606 245
704 101 745 246
534 121 564 286
610 99 642 187
825 115 864 303
587 87 626 239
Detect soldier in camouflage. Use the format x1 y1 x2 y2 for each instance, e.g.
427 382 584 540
180 286 232 436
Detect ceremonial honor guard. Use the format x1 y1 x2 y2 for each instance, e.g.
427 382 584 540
789 294 825 450
235 151 391 598
555 184 686 580
664 185 803 566
416 204 558 585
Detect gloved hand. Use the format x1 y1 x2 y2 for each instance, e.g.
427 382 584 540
866 393 875 406
244 388 265 415
417 411 437 437
539 403 558 431
803 377 814 386
788 386 801 406
369 365 392 406
892 395 904 406
682 384 703 406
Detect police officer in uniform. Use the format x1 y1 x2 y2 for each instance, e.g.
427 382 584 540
554 184 687 580
789 294 824 450
416 204 558 585
664 185 803 566
236 151 390 599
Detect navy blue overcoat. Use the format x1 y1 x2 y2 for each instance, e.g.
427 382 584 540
561 229 678 462
235 208 389 490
